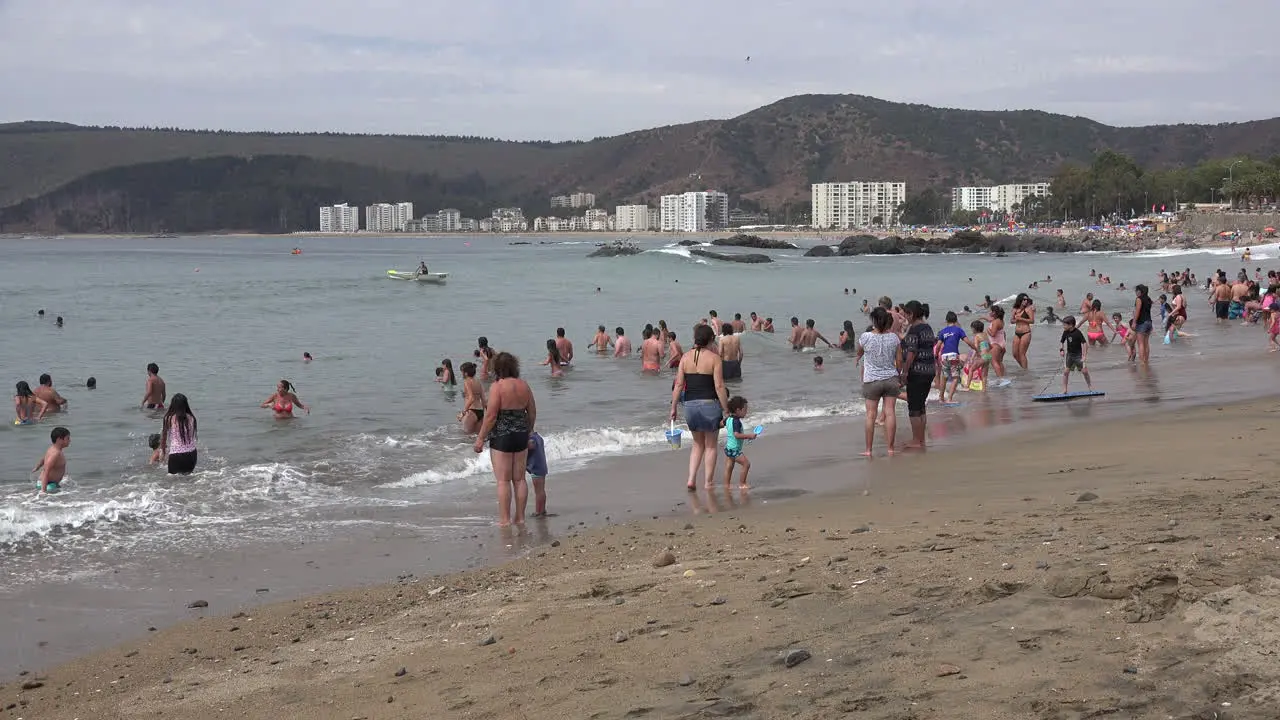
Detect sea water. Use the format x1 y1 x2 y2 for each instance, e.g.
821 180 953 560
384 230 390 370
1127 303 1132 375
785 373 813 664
0 233 1275 669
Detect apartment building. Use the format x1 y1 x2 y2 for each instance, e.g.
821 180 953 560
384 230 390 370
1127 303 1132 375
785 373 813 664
318 203 359 233
811 181 907 229
951 183 1051 214
365 202 414 232
615 204 655 232
659 191 730 232
550 192 596 209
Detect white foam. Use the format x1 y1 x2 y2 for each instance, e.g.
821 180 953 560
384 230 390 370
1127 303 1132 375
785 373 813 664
380 400 863 489
647 246 710 264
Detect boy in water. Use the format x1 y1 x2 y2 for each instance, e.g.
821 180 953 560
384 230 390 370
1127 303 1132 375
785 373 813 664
141 362 166 410
1058 316 1092 393
148 433 163 465
935 312 975 403
527 432 549 517
721 396 758 490
33 426 71 494
813 356 824 371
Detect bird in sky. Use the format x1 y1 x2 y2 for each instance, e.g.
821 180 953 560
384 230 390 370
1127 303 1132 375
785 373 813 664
745 56 751 62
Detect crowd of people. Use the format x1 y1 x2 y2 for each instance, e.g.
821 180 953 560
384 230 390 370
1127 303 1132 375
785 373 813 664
17 256 1280 524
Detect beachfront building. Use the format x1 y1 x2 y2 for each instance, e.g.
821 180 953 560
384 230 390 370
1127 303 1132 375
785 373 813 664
365 202 414 232
414 208 465 232
811 181 907 229
584 208 610 231
952 183 1050 214
318 203 359 233
615 204 656 232
659 191 730 232
551 192 596 209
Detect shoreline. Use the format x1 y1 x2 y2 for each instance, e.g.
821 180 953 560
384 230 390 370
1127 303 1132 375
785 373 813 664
10 394 1280 718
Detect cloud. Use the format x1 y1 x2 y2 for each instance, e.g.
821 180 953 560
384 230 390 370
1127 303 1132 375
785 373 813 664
0 0 1277 139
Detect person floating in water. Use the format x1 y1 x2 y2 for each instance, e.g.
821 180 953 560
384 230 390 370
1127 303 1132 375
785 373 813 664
33 426 71 494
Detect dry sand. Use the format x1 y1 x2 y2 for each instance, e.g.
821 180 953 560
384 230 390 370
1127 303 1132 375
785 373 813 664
8 400 1280 719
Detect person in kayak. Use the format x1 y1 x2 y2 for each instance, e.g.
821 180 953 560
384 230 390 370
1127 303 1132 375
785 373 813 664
416 261 429 277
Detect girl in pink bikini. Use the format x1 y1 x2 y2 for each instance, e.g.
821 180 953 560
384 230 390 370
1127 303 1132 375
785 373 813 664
986 305 1007 378
261 380 310 419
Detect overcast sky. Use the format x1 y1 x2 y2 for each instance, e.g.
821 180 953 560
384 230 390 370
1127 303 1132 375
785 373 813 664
2 0 1277 140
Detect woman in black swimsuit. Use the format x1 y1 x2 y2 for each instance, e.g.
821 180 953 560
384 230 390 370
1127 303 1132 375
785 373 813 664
474 351 537 527
1011 293 1034 370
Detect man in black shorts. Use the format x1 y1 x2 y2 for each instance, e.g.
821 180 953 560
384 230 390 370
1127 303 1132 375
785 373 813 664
1058 316 1092 393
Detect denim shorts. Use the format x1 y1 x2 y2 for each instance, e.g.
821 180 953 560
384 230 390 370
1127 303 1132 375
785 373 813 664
1135 320 1153 334
683 399 723 433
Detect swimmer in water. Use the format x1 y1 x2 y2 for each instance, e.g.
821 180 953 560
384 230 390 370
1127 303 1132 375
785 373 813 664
541 339 565 377
613 327 632 357
438 358 457 388
458 362 485 433
860 299 870 314
261 380 309 418
554 328 574 365
34 374 68 414
14 381 50 424
640 328 663 372
303 352 313 363
762 317 774 333
799 319 833 350
148 433 163 465
719 324 743 379
141 362 166 410
32 426 70 494
589 325 613 354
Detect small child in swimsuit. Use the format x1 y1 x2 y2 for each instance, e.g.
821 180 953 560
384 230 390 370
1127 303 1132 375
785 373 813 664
1112 313 1136 362
721 396 757 490
965 320 990 392
1269 310 1280 352
813 356 824 371
527 432 549 516
148 433 163 465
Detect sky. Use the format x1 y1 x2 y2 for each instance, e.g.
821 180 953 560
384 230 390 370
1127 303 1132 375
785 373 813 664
2 0 1278 141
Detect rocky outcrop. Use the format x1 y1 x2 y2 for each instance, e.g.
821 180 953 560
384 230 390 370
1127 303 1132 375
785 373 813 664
677 239 700 246
689 248 772 264
825 232 1130 256
588 244 643 258
711 234 798 250
803 244 834 257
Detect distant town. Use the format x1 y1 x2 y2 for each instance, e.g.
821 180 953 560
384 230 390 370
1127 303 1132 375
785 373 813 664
316 181 1053 234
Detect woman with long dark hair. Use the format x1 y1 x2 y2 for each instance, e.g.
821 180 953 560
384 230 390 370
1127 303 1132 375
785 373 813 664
1011 293 1035 370
670 324 729 491
986 305 1007 378
1132 284 1154 363
162 393 199 474
541 339 565 377
899 301 935 451
474 352 537 527
475 337 496 380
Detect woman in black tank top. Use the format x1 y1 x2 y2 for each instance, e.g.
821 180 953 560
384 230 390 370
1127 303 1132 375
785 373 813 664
670 325 728 491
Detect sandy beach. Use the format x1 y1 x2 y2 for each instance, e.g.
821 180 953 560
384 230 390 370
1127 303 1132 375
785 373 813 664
8 397 1280 720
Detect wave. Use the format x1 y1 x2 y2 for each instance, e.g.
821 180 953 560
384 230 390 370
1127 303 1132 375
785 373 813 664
646 246 710 265
380 400 862 489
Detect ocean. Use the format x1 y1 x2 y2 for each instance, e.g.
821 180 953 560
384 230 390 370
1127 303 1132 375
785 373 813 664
1 232 1276 673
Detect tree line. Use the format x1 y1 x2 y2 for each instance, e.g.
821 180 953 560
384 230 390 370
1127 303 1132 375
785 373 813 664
896 151 1280 226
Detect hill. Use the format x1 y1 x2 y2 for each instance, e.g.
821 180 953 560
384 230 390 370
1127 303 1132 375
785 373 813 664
4 94 1280 232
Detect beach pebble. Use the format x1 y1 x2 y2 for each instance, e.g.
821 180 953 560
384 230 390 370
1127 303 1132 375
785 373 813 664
1076 492 1099 503
777 648 811 668
20 681 43 690
652 551 677 568
683 570 696 578
1123 666 1138 674
677 673 695 687
187 600 209 609
1167 519 1178 527
614 631 629 643
479 635 496 646
710 596 727 605
394 667 406 677
659 631 669 637
936 664 962 677
1036 561 1051 570
1001 562 1013 570
683 523 695 530
613 598 625 605
550 540 560 547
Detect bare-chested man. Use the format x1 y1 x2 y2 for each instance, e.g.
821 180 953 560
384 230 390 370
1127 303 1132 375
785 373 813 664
749 312 763 331
762 317 775 333
33 426 70 494
589 325 613 354
708 310 722 334
613 327 632 358
1212 272 1233 323
787 317 803 350
141 362 166 410
666 331 684 368
731 313 746 333
640 329 663 372
554 327 574 365
1231 274 1251 322
34 374 68 413
799 319 833 350
720 325 743 380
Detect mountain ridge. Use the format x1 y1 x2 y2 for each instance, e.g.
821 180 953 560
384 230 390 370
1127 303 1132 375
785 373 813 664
3 94 1280 232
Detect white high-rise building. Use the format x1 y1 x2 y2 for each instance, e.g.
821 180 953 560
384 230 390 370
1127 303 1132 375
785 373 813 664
319 203 359 233
615 204 655 232
365 202 414 232
658 191 730 232
811 181 907 229
951 183 1050 214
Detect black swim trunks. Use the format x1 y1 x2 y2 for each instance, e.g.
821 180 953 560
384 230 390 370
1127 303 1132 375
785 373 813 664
1215 300 1230 319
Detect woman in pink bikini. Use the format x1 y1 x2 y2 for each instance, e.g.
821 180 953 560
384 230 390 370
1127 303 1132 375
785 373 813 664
261 380 310 419
986 305 1007 378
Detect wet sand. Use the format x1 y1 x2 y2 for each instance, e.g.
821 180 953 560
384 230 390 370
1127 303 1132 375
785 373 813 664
9 397 1280 719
